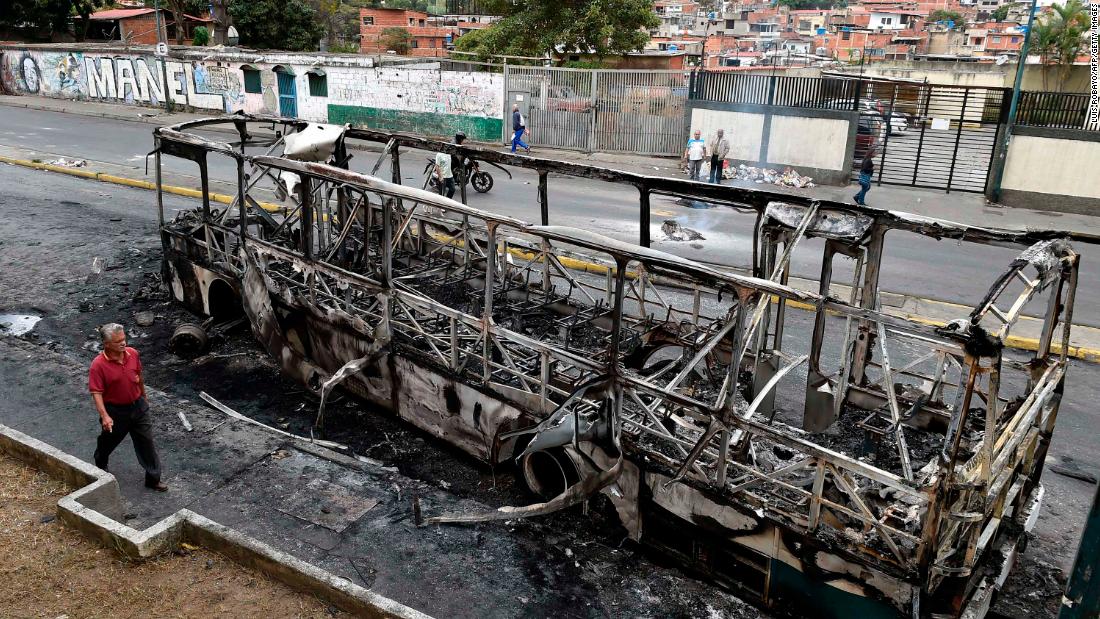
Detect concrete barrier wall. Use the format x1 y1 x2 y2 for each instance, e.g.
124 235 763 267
687 100 857 185
999 127 1100 214
0 45 504 141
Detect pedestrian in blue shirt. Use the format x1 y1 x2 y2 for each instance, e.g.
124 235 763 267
854 150 875 206
683 129 706 181
511 104 531 154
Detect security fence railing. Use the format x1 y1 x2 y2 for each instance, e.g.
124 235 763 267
499 67 1095 157
505 66 690 155
1015 91 1093 130
688 71 862 110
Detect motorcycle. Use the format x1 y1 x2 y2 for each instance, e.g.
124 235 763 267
423 155 511 195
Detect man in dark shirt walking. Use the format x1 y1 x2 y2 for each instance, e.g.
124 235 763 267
511 104 531 154
88 323 167 491
854 150 875 206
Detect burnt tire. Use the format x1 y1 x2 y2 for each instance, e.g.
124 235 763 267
169 323 208 357
471 171 493 193
519 448 580 500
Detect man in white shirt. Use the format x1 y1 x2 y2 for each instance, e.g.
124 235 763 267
435 132 467 199
683 129 706 181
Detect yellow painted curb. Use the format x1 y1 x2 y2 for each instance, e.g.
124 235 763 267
775 296 1100 362
40 164 99 179
6 153 1100 363
98 174 157 191
0 154 283 213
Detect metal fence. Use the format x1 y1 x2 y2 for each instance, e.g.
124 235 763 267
689 71 861 110
505 66 690 156
1015 91 1093 130
497 67 1094 170
855 80 1009 193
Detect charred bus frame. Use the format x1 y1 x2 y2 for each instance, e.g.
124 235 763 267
153 114 1082 619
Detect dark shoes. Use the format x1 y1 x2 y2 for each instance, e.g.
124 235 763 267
146 481 169 492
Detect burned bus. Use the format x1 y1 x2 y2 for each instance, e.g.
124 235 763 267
154 115 1078 619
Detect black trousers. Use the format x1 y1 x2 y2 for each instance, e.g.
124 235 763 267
94 397 161 486
709 155 722 183
440 177 456 199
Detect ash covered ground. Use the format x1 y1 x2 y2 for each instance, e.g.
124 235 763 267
0 166 774 617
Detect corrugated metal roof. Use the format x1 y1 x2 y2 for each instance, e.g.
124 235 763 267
89 8 155 20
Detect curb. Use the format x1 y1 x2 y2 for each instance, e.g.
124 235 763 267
0 421 431 619
5 152 1099 363
0 154 282 212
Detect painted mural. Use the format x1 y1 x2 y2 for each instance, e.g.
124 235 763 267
0 47 505 140
2 51 88 97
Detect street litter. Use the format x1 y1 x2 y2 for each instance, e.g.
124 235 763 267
177 411 193 432
47 157 87 168
86 256 104 284
661 220 705 242
725 164 815 188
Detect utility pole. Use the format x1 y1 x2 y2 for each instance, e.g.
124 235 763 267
211 0 229 45
153 0 173 113
989 0 1038 201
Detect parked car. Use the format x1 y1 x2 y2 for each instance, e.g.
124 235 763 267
831 98 909 136
546 86 594 113
854 113 883 162
885 111 908 136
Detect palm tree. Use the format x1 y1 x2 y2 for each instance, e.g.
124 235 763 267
1031 0 1089 91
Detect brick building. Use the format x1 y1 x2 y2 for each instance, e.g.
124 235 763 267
359 8 459 58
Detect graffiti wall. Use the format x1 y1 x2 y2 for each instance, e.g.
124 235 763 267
0 46 505 140
2 50 88 99
1 49 229 111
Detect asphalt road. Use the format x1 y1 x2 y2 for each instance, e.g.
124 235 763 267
2 104 1098 331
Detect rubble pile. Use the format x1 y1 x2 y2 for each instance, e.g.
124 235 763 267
724 164 815 188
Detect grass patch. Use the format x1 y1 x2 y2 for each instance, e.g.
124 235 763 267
0 452 342 618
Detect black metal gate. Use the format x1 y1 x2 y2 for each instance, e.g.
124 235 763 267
855 81 1009 193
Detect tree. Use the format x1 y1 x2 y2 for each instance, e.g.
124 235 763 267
192 25 209 45
453 0 659 62
1032 0 1089 90
229 0 326 51
379 27 413 54
928 9 964 27
162 0 208 44
777 0 834 9
0 0 110 41
312 0 363 51
991 5 1011 22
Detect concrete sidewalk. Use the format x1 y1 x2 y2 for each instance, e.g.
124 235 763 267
4 93 1100 237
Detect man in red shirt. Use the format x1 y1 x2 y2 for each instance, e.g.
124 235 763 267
88 323 167 491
